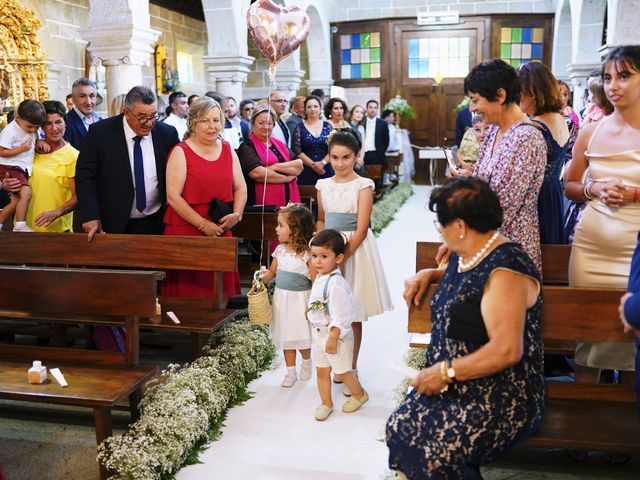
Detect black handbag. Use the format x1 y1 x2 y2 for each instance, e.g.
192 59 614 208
208 198 233 224
446 303 489 345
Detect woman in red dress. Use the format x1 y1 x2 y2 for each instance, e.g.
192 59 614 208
163 96 247 299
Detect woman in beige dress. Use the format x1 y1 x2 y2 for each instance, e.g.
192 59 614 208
564 46 640 380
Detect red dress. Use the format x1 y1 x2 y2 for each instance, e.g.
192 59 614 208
163 140 240 298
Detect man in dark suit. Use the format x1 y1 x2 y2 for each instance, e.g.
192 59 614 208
286 95 305 137
363 99 390 167
75 86 179 239
64 78 102 150
455 106 472 147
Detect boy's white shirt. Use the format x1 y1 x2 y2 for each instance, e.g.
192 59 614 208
307 268 355 339
0 120 36 171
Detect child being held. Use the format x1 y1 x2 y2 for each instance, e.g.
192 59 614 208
307 229 368 421
258 204 316 387
0 99 46 232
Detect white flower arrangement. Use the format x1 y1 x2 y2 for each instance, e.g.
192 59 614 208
371 183 413 236
97 318 276 479
384 95 416 120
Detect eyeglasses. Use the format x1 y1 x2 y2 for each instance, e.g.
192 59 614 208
271 99 287 104
433 220 443 233
126 109 160 125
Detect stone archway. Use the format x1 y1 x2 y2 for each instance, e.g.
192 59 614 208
302 3 333 94
551 0 572 81
0 0 49 108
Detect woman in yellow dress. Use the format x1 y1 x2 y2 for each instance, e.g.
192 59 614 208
27 100 78 232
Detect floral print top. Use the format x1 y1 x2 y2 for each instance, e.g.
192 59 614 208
474 122 547 272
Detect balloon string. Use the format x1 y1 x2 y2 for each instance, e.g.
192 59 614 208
259 68 276 268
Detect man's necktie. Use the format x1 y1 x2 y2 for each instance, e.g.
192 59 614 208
133 136 146 213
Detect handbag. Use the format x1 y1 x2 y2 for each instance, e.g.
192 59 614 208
247 271 272 325
446 302 489 345
208 198 233 224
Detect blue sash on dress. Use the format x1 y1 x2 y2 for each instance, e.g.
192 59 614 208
276 270 312 291
325 212 358 231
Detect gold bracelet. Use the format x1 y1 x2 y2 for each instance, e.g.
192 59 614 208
440 360 452 385
197 217 206 232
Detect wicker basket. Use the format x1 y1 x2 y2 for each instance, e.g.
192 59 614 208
247 282 272 325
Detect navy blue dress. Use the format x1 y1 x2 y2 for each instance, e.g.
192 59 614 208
386 243 545 479
622 233 640 416
292 121 333 185
534 120 568 244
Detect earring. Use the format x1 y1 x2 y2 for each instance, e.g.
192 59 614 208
459 234 464 239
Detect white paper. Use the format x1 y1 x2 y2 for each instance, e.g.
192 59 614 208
50 368 68 387
166 311 180 324
390 362 420 381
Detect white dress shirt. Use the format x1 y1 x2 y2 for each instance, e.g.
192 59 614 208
271 118 291 148
122 116 161 218
163 113 187 140
77 110 101 131
307 269 356 339
364 116 376 152
387 123 399 152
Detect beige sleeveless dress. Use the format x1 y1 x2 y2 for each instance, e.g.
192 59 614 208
569 118 640 371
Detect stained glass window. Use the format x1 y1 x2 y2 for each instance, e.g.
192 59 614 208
340 32 381 80
499 27 544 67
407 37 470 79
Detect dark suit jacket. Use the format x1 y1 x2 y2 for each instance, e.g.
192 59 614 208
286 113 303 138
363 117 390 160
455 107 472 147
64 109 101 151
75 114 179 233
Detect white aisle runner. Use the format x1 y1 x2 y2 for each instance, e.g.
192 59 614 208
177 186 438 480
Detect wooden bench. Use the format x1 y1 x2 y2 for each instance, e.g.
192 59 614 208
298 185 318 212
0 233 239 358
233 211 279 281
408 242 640 454
385 152 403 186
0 265 162 479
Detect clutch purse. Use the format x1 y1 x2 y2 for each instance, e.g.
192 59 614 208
446 302 489 345
208 198 233 224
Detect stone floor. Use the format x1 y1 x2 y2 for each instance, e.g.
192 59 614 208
1 185 638 479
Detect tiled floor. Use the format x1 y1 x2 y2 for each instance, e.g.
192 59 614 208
1 185 638 479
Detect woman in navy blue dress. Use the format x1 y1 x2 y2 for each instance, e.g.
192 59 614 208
387 178 544 479
518 62 570 244
292 95 333 185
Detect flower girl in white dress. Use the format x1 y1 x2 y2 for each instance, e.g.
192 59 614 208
258 204 316 387
315 128 393 384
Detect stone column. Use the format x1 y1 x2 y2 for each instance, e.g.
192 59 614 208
305 79 334 97
600 0 640 54
80 0 160 115
202 55 254 100
566 62 602 112
275 69 305 99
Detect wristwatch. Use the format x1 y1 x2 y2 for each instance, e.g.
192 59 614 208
446 358 457 382
321 159 328 166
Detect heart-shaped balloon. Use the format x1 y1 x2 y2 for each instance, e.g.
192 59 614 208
247 0 310 80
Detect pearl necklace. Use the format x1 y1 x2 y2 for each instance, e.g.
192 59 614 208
457 231 500 273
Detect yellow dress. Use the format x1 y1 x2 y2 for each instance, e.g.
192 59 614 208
26 143 78 232
569 119 640 371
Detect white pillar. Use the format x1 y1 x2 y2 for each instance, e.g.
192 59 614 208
601 0 640 54
566 62 602 112
202 55 254 101
305 79 334 97
81 0 160 115
275 69 305 99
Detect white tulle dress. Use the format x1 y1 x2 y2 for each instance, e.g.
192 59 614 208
316 176 393 321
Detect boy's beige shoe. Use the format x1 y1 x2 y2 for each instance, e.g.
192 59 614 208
314 404 333 421
342 390 368 413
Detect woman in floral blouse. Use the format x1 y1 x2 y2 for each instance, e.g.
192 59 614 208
454 60 547 272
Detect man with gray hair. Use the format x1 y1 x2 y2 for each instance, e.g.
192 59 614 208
76 85 179 238
64 78 102 150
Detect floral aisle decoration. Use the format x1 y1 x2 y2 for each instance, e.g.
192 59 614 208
384 95 416 122
371 183 413 236
97 318 276 480
453 96 470 113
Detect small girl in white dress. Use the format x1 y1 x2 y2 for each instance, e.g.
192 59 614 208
259 204 316 387
316 127 393 379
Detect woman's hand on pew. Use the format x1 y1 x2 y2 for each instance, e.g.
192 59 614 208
619 292 640 337
403 268 444 307
218 212 241 232
435 242 451 265
82 220 104 241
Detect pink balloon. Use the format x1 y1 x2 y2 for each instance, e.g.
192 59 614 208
247 0 311 77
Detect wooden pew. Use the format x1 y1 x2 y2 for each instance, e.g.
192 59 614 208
298 185 318 212
385 152 403 186
233 211 279 282
0 233 239 357
407 242 640 454
0 266 162 480
362 164 384 200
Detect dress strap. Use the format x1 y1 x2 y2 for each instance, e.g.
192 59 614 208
586 116 608 154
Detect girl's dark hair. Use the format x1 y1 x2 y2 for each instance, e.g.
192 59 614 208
310 229 345 256
602 45 640 79
42 100 67 118
279 204 315 255
326 127 362 155
324 97 348 120
429 177 503 233
464 59 521 105
518 62 564 115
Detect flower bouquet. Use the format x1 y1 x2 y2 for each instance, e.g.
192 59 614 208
384 95 416 121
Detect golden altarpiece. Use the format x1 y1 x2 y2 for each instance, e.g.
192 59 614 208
0 0 49 128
